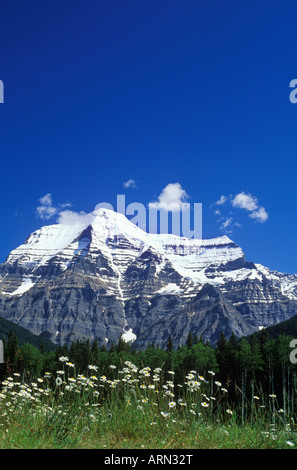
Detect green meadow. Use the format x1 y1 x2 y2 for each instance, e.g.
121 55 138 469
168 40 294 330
0 330 297 449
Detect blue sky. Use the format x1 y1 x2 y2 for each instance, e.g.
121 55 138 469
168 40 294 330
0 0 297 273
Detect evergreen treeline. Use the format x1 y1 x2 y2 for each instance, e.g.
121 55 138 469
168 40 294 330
1 328 297 415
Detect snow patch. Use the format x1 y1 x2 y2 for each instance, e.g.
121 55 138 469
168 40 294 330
156 283 183 295
248 270 263 281
122 328 137 343
6 278 35 296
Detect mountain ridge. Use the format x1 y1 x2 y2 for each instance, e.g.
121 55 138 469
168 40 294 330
0 208 296 348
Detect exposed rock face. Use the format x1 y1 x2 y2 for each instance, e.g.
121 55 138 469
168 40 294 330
0 208 296 348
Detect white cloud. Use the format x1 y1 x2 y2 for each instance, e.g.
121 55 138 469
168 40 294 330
217 216 241 234
231 191 268 223
214 195 227 206
36 195 115 227
149 183 189 212
123 179 137 189
220 217 232 230
36 193 58 220
36 194 85 224
213 190 268 234
57 210 94 226
39 193 53 207
232 192 258 212
249 206 269 223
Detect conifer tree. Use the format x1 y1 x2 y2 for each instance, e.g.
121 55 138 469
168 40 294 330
91 340 100 365
186 331 193 349
166 335 173 352
6 330 19 372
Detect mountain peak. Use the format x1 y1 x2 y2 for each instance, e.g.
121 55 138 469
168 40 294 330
0 205 297 348
3 207 243 273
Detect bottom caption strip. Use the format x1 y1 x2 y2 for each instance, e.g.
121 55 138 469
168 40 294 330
103 452 194 466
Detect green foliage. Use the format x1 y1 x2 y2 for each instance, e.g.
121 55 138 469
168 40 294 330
0 316 56 350
0 327 296 411
2 306 297 424
1 326 297 449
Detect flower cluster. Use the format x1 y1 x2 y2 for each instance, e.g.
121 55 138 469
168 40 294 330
1 357 295 449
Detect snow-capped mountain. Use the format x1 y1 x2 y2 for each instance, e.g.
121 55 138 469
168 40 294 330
0 208 296 348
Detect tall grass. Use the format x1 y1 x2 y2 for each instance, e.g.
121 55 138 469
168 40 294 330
0 357 296 449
